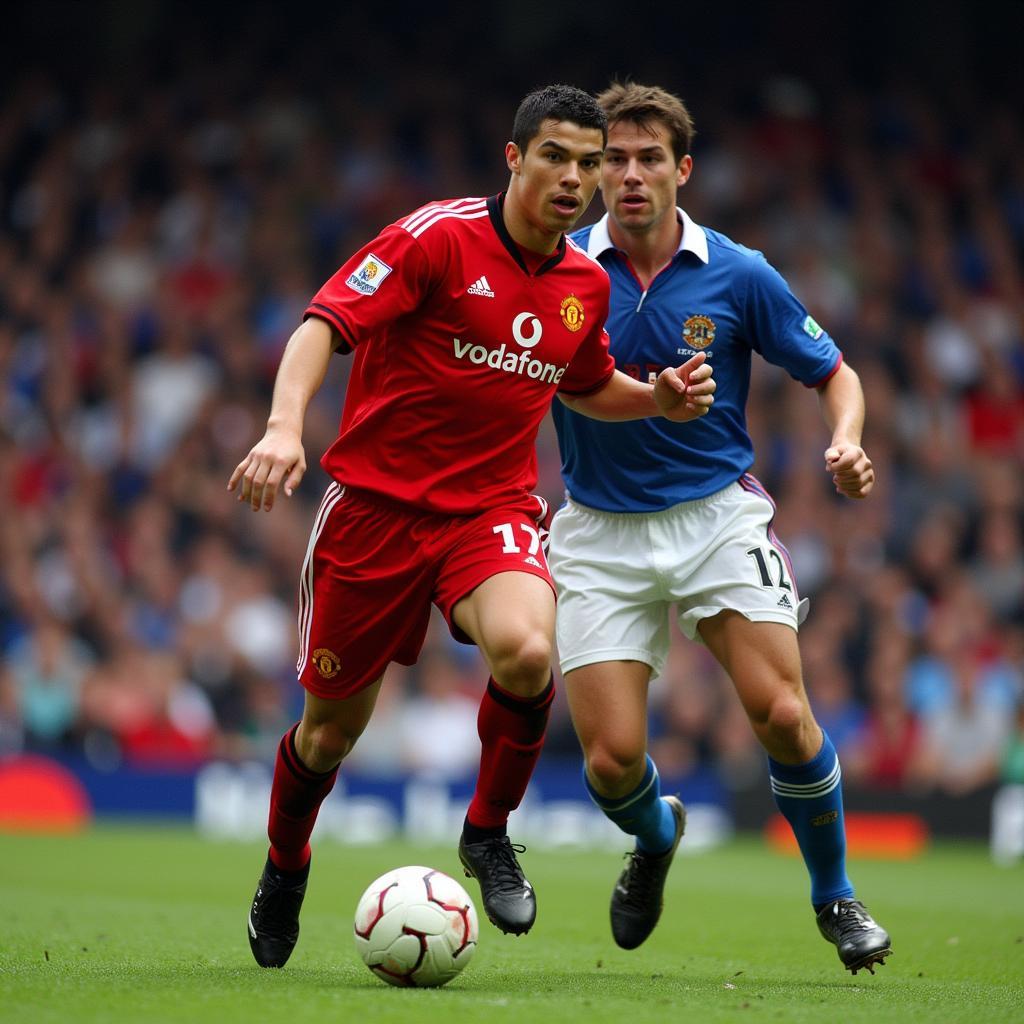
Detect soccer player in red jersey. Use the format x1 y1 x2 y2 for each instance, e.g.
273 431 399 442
228 84 715 968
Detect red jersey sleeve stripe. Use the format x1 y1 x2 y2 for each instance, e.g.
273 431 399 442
304 304 357 353
805 352 843 388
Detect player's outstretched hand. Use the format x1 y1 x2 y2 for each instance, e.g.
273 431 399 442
824 442 874 499
228 427 307 511
654 351 715 422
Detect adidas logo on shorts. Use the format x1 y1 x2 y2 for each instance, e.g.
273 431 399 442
777 594 793 609
467 275 495 297
524 556 542 568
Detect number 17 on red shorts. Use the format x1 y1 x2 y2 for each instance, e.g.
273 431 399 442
296 483 554 699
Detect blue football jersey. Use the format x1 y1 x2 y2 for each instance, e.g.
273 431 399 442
553 210 841 511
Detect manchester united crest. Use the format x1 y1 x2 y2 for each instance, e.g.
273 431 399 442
312 648 342 679
682 314 716 349
560 295 585 333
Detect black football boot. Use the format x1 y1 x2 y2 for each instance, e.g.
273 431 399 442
816 898 892 974
458 835 536 935
609 795 687 950
247 856 310 967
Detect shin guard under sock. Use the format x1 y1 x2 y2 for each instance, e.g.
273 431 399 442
267 723 339 872
466 677 554 830
768 731 854 907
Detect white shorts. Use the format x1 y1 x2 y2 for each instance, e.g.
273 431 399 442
548 477 809 678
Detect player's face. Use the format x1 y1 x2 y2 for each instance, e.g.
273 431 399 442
505 119 605 248
601 119 692 235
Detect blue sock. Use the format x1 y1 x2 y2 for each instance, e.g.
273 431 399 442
584 755 677 855
768 731 855 907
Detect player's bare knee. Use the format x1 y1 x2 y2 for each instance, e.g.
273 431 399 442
298 720 355 771
487 631 553 694
587 743 644 796
763 694 813 749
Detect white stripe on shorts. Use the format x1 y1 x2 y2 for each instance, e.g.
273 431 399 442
296 481 344 676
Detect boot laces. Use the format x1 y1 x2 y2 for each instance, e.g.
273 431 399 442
254 872 304 928
832 899 876 938
619 850 660 909
480 838 528 892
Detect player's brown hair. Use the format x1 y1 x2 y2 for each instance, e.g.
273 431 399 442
596 82 696 161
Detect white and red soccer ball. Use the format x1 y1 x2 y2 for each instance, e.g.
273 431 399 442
353 865 479 987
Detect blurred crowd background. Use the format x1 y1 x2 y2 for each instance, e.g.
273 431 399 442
2 2 1023 801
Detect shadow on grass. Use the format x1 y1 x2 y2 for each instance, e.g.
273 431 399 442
261 963 889 999
21 953 891 1002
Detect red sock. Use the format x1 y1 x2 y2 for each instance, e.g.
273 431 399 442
466 677 554 830
267 723 339 872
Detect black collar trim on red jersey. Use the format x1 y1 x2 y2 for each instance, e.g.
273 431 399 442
487 193 566 276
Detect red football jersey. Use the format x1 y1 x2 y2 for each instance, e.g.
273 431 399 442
305 194 616 514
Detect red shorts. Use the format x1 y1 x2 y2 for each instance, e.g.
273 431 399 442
296 483 554 699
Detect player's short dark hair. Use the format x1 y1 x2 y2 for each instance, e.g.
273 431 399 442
512 84 608 153
596 81 696 160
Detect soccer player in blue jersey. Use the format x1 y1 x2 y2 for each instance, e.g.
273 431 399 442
549 82 892 974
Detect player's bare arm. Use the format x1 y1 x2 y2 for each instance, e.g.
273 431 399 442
817 361 874 499
227 316 338 511
558 350 714 422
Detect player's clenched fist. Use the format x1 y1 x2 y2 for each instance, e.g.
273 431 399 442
824 443 874 499
654 351 716 422
228 428 307 511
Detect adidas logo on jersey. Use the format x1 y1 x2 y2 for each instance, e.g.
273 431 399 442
467 276 495 297
777 594 793 609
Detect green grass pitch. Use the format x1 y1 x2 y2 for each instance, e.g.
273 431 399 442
1 826 1021 1023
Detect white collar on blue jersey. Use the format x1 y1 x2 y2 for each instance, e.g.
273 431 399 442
585 208 709 264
